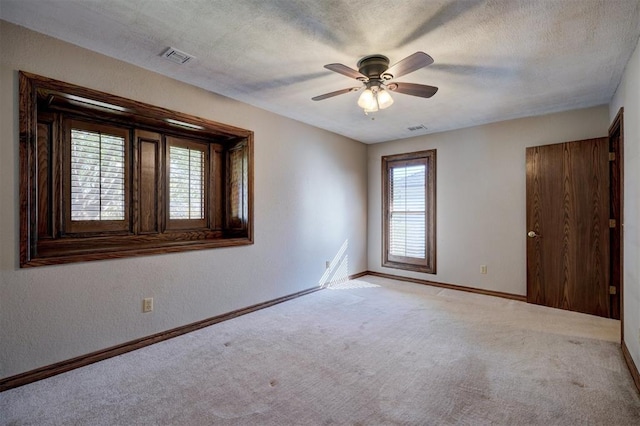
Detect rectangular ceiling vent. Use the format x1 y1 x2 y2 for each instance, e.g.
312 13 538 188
161 47 194 64
407 124 427 132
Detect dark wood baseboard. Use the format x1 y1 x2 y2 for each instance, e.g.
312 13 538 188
348 271 369 280
622 340 640 395
364 271 527 302
1 283 331 392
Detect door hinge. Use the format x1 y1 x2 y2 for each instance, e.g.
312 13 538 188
609 152 616 161
609 219 616 228
609 286 617 295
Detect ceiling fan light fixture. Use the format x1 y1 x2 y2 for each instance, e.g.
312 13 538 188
377 88 394 109
357 88 376 110
358 86 393 112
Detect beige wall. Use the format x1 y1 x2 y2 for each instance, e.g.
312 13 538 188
0 22 368 378
2 18 636 383
367 106 610 295
610 34 640 372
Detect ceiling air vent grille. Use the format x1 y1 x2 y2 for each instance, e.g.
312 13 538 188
161 47 194 64
407 124 426 132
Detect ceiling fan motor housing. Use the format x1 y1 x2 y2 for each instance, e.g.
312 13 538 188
357 55 390 79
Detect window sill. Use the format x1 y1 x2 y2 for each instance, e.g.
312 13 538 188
382 260 435 274
22 235 253 267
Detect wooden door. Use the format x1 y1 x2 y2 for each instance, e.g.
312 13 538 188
526 138 610 317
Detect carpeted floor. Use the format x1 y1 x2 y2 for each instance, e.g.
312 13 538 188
2 275 640 425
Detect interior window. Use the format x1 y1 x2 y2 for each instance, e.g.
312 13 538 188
382 150 436 273
19 71 254 267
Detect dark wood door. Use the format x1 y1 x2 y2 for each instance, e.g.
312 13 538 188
526 138 610 317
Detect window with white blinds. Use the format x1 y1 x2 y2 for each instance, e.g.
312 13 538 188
389 164 426 258
382 150 436 273
70 128 125 221
169 144 205 220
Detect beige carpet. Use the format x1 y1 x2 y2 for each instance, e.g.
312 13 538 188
2 275 639 425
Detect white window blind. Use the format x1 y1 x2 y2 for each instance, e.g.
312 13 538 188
70 129 125 221
389 164 426 259
169 145 205 219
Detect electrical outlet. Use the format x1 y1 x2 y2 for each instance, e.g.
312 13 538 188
480 265 487 274
143 297 153 313
326 260 331 269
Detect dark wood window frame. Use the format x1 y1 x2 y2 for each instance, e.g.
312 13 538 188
382 149 436 274
19 71 254 267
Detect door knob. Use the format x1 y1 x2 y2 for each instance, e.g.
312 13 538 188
527 231 539 238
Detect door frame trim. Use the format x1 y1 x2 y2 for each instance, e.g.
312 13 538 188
609 107 624 338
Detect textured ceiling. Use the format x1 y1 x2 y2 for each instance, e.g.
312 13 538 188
2 0 639 143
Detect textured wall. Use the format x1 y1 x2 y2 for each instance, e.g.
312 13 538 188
610 34 640 373
367 106 610 295
0 22 367 378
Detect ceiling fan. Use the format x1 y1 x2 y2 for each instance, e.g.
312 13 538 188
312 52 438 113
